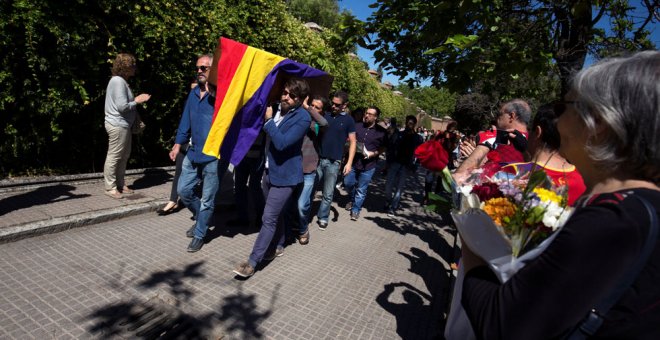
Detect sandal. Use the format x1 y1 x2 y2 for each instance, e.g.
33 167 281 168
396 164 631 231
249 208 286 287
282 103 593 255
121 186 135 194
297 230 309 245
104 189 123 199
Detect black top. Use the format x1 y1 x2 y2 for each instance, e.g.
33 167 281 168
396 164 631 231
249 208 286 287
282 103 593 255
393 129 423 168
463 188 660 339
353 122 387 171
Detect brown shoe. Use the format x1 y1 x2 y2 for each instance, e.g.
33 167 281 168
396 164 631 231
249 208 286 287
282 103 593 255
297 230 310 245
233 261 255 278
104 189 123 199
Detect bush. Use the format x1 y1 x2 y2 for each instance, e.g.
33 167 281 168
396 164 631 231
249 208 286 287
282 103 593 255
0 0 406 177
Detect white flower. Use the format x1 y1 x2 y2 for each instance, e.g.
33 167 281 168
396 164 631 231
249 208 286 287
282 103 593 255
541 201 573 230
555 209 572 229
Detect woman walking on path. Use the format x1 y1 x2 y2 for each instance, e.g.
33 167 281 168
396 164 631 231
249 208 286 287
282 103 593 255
103 53 150 199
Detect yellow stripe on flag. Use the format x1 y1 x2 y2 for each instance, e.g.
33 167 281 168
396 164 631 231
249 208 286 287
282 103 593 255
203 47 286 158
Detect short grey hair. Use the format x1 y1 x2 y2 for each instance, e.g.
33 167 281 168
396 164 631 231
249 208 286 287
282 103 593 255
501 99 531 124
571 50 660 183
198 53 213 63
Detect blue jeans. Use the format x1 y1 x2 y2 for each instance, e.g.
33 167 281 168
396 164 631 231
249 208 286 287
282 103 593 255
343 167 376 214
248 172 295 268
233 155 265 221
316 158 341 223
385 162 409 210
177 157 229 239
297 172 317 234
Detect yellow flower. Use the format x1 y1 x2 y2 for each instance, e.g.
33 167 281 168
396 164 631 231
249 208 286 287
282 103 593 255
483 197 517 226
533 188 562 204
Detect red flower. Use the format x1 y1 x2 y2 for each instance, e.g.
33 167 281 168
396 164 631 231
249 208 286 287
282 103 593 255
471 182 504 201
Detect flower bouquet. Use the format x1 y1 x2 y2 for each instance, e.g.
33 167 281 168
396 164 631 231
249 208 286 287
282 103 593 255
445 168 573 339
454 169 572 273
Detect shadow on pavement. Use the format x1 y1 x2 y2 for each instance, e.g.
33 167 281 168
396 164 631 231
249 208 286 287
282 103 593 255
205 212 260 242
85 262 277 339
365 170 455 339
137 261 205 307
217 284 277 338
130 169 173 190
0 184 90 216
366 214 454 264
376 281 435 340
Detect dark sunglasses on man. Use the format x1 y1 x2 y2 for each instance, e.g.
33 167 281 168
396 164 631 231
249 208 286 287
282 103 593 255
195 65 211 72
282 90 298 100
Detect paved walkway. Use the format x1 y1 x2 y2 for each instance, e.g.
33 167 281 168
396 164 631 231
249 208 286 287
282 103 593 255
0 167 457 339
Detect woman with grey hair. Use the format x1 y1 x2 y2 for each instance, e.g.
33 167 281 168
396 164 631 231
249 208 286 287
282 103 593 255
103 53 151 199
459 51 660 338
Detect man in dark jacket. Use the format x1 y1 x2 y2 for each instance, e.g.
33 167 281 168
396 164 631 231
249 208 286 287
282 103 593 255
384 115 423 216
233 79 312 278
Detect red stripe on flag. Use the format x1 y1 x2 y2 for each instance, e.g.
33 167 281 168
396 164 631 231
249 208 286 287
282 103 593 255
212 37 249 124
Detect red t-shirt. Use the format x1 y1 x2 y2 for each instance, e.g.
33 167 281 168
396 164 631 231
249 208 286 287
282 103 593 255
502 162 587 206
480 131 528 178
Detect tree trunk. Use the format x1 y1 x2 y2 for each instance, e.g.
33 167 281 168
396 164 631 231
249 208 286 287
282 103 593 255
554 1 593 96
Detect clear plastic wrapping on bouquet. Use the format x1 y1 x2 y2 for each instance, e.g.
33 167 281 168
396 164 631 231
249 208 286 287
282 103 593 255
444 209 562 339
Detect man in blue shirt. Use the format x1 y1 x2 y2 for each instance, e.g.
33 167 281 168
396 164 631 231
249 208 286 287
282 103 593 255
315 91 356 230
233 79 312 278
169 54 229 253
344 106 388 220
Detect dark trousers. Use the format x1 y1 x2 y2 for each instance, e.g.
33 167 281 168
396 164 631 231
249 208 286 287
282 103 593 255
248 172 296 268
233 155 265 221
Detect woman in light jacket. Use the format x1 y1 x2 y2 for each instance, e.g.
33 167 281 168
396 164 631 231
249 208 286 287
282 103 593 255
103 53 150 199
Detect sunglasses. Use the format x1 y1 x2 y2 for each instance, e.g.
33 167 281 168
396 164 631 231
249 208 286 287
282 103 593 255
553 100 579 117
331 102 344 107
282 90 298 99
195 65 211 72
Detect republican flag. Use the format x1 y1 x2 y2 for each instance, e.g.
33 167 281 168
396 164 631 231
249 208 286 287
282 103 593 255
202 37 333 165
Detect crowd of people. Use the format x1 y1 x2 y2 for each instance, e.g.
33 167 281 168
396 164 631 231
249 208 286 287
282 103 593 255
102 52 430 275
102 50 659 336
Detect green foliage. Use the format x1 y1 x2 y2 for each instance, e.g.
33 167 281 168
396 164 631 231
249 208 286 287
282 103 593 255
453 93 496 135
425 168 455 215
394 86 457 118
286 0 344 29
0 0 402 177
365 0 658 96
419 115 432 130
0 0 231 176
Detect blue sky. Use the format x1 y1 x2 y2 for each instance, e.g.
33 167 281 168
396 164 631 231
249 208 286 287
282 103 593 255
339 0 659 87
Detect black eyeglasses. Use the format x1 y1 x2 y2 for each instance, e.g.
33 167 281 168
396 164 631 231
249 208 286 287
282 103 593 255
282 90 298 99
195 65 211 72
553 100 579 117
331 102 344 107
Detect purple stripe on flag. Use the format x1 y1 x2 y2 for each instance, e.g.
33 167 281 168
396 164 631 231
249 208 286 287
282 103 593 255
220 59 331 166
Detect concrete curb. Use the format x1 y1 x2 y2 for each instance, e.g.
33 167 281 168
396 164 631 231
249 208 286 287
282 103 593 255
0 166 176 193
0 200 166 244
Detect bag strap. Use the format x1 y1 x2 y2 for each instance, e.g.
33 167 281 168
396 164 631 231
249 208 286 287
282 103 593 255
566 194 658 339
